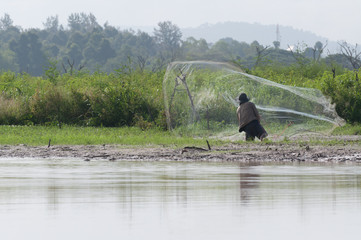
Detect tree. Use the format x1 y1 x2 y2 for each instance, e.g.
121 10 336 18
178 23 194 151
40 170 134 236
314 41 323 52
43 15 59 32
0 13 13 30
83 31 115 65
287 42 309 67
0 25 21 43
9 31 46 75
209 39 234 61
103 22 119 38
251 41 270 67
68 13 82 31
68 13 101 32
64 43 83 65
51 30 68 46
312 41 327 61
98 39 115 63
133 31 157 71
324 53 353 70
44 44 59 58
67 31 86 48
338 41 361 80
181 37 209 60
273 41 280 49
153 21 182 61
0 49 17 72
338 41 361 70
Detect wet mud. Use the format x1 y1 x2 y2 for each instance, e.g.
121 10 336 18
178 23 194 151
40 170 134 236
1 136 361 163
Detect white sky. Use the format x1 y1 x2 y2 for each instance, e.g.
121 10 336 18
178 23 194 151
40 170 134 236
1 0 360 44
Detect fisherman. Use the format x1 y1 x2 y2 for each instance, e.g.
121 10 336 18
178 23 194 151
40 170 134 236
237 93 268 141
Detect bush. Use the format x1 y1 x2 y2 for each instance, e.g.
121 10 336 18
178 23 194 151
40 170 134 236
0 95 29 125
0 69 166 127
321 70 361 123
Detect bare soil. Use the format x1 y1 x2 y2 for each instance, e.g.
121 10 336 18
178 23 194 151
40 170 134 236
1 135 361 163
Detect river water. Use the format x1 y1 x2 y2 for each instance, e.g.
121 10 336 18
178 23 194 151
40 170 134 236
0 158 360 240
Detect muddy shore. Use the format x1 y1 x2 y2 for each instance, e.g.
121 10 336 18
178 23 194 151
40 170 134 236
1 135 361 163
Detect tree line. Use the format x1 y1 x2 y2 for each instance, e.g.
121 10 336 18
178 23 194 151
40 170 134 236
0 13 359 76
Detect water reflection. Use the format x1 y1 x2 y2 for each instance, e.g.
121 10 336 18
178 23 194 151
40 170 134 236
239 171 260 203
0 158 361 240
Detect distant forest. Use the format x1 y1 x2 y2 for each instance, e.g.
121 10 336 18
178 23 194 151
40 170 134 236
0 13 357 76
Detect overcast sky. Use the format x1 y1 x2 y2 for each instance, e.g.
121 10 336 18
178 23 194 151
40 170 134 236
2 0 360 44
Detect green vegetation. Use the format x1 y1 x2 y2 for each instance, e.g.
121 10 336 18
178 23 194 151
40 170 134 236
0 12 361 144
251 65 361 124
0 124 358 146
331 123 361 136
0 125 225 146
0 53 361 132
0 13 357 75
0 69 165 127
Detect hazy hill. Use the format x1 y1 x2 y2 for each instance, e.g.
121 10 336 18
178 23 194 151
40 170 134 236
181 22 339 52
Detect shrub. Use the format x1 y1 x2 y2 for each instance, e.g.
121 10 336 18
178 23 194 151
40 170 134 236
321 70 361 123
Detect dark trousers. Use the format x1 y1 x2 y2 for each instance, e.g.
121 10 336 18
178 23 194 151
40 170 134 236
240 120 266 141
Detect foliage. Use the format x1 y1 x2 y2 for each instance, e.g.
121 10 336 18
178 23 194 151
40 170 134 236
250 63 361 124
331 123 361 135
0 12 361 127
9 31 47 75
154 21 182 61
0 69 164 127
0 12 355 77
321 70 361 123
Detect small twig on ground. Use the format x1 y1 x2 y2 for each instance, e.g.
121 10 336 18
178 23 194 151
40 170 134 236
206 140 211 150
181 146 209 154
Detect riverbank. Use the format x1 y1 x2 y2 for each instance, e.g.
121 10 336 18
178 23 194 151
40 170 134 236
0 125 360 162
1 136 361 163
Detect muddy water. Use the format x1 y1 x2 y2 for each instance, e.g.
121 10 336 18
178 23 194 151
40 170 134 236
0 158 360 240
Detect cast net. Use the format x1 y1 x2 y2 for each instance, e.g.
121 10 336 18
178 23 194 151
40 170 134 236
163 61 344 140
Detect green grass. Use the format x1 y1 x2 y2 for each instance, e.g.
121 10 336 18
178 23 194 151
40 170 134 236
0 125 227 147
0 123 359 147
331 123 361 135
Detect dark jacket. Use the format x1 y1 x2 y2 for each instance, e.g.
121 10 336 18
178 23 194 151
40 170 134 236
236 101 261 130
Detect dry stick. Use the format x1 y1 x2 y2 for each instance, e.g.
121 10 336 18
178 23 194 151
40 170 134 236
183 146 208 151
178 69 198 122
206 140 211 150
182 140 211 154
168 69 198 129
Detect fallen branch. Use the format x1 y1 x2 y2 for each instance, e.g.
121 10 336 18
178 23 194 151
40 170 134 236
183 146 208 151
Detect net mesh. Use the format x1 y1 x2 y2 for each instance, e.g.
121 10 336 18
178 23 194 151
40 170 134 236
163 61 344 140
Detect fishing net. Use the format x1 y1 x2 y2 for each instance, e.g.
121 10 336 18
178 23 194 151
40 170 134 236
163 61 344 140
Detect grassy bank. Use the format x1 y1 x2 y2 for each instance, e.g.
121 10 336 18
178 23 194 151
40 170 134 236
0 124 360 147
0 125 227 147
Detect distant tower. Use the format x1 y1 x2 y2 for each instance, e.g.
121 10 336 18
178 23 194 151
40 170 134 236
276 24 281 43
273 24 281 49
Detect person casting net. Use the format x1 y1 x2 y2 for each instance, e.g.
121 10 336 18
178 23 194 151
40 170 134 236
163 61 344 140
237 93 268 141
